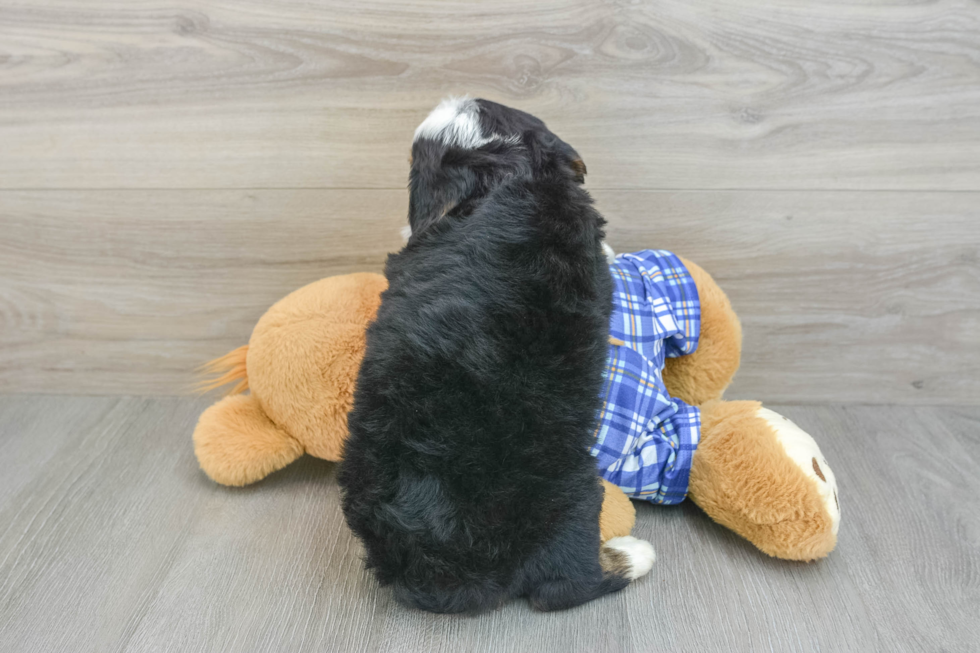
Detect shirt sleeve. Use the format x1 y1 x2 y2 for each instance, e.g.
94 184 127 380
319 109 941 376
611 250 701 360
591 341 701 505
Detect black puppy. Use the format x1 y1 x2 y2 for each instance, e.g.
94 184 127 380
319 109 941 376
338 98 654 613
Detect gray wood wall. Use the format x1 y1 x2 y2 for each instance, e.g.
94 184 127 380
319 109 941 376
1 0 978 403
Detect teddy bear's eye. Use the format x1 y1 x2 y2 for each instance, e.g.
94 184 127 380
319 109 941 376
812 457 826 482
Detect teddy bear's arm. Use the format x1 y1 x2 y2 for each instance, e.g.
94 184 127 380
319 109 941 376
662 257 742 406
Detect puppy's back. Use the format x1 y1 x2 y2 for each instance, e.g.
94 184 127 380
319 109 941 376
339 99 652 613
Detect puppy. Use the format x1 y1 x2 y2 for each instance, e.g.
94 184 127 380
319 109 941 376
338 98 654 613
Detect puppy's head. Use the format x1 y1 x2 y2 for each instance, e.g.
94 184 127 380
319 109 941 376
406 97 586 239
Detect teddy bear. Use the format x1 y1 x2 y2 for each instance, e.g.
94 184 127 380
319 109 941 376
193 252 840 561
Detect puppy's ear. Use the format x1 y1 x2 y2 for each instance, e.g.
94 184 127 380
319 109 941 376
525 130 587 184
555 141 586 184
407 140 478 238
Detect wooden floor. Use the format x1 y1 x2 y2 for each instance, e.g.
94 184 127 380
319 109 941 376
0 395 977 653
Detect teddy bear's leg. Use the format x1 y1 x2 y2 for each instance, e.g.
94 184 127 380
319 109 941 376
193 394 305 487
662 257 742 406
688 400 840 561
599 478 636 541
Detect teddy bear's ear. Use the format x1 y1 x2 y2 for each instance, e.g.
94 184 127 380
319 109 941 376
193 394 303 487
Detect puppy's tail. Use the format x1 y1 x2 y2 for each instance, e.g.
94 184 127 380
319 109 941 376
527 536 656 611
194 345 250 395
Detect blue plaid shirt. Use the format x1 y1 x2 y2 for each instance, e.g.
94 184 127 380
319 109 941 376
591 250 702 505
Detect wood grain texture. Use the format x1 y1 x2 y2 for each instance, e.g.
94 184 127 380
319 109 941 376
599 190 980 405
1 189 976 403
0 396 977 652
1 0 979 190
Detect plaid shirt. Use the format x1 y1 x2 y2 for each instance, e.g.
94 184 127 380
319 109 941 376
590 250 702 505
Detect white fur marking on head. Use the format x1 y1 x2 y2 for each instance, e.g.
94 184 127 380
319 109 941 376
758 407 841 535
604 536 656 580
414 96 492 149
400 225 412 242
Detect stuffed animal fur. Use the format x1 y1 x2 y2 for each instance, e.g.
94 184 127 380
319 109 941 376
193 258 839 561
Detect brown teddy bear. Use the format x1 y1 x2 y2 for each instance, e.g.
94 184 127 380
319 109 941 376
193 256 839 561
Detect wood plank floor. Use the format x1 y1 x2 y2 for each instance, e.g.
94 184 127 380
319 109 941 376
0 395 977 653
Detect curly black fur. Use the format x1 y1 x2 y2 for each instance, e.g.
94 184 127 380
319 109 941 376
338 99 630 613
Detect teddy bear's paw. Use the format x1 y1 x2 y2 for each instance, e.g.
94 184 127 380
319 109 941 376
602 536 656 580
193 394 305 486
757 407 840 536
